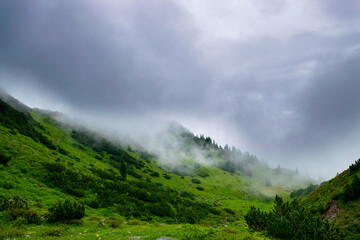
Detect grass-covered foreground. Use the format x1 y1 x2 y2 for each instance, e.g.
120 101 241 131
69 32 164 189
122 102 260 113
0 219 270 240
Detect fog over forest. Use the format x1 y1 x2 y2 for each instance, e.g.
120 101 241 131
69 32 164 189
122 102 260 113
1 0 360 179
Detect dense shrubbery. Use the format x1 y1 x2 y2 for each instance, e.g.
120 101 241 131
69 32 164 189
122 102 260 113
7 208 41 224
341 175 360 202
0 196 41 224
41 161 218 223
0 153 11 166
150 171 160 177
245 195 341 239
48 200 85 222
0 99 56 150
290 184 318 198
349 159 360 172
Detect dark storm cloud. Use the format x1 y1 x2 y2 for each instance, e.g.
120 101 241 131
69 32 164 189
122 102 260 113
0 0 211 113
1 0 360 178
291 50 360 146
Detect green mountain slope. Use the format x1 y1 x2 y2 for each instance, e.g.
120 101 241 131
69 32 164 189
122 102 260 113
0 93 309 239
302 160 360 239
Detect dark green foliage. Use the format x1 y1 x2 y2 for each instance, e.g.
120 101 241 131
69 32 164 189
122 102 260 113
196 186 204 191
341 175 360 202
245 195 341 239
290 184 318 198
180 191 195 200
120 158 127 179
13 217 28 227
0 153 11 166
0 181 14 189
224 208 235 215
0 99 56 150
349 159 360 172
150 171 160 177
148 202 175 218
191 178 201 184
163 174 171 179
196 168 209 178
48 200 85 222
41 160 216 223
43 162 94 197
57 147 68 156
0 196 28 211
0 196 41 224
7 208 41 224
245 206 267 231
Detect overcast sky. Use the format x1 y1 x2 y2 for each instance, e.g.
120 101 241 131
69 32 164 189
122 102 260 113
1 0 360 179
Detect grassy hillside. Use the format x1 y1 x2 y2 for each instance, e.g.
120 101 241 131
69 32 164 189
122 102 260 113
301 160 360 239
0 95 309 239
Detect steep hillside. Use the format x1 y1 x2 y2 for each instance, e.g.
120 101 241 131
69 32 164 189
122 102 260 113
302 160 360 239
0 93 309 239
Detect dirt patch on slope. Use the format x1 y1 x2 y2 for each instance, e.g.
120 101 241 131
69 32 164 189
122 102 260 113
324 200 339 222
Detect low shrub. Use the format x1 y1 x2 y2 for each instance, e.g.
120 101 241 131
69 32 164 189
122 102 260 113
48 199 85 222
7 208 41 224
106 219 123 228
191 178 201 184
0 153 11 166
196 186 204 191
224 208 235 215
13 217 28 227
150 172 160 177
43 227 65 237
245 195 341 239
0 196 28 211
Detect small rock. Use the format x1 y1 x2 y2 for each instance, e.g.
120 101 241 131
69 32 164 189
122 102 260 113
156 237 171 240
99 221 106 226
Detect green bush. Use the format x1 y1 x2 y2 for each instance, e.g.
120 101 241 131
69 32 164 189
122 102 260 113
349 159 360 172
0 181 14 189
0 196 28 211
13 217 28 227
191 178 201 184
48 199 85 222
150 171 160 177
0 153 11 166
7 208 41 224
341 175 360 202
245 195 341 239
224 208 235 215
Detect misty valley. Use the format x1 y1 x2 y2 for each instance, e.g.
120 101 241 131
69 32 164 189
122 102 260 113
1 0 360 239
1 91 360 240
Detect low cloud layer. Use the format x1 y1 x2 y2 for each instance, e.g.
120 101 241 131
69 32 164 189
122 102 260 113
1 0 360 178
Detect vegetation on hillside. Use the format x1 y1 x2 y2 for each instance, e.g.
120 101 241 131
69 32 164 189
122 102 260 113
301 158 360 239
2 93 349 239
245 195 341 239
